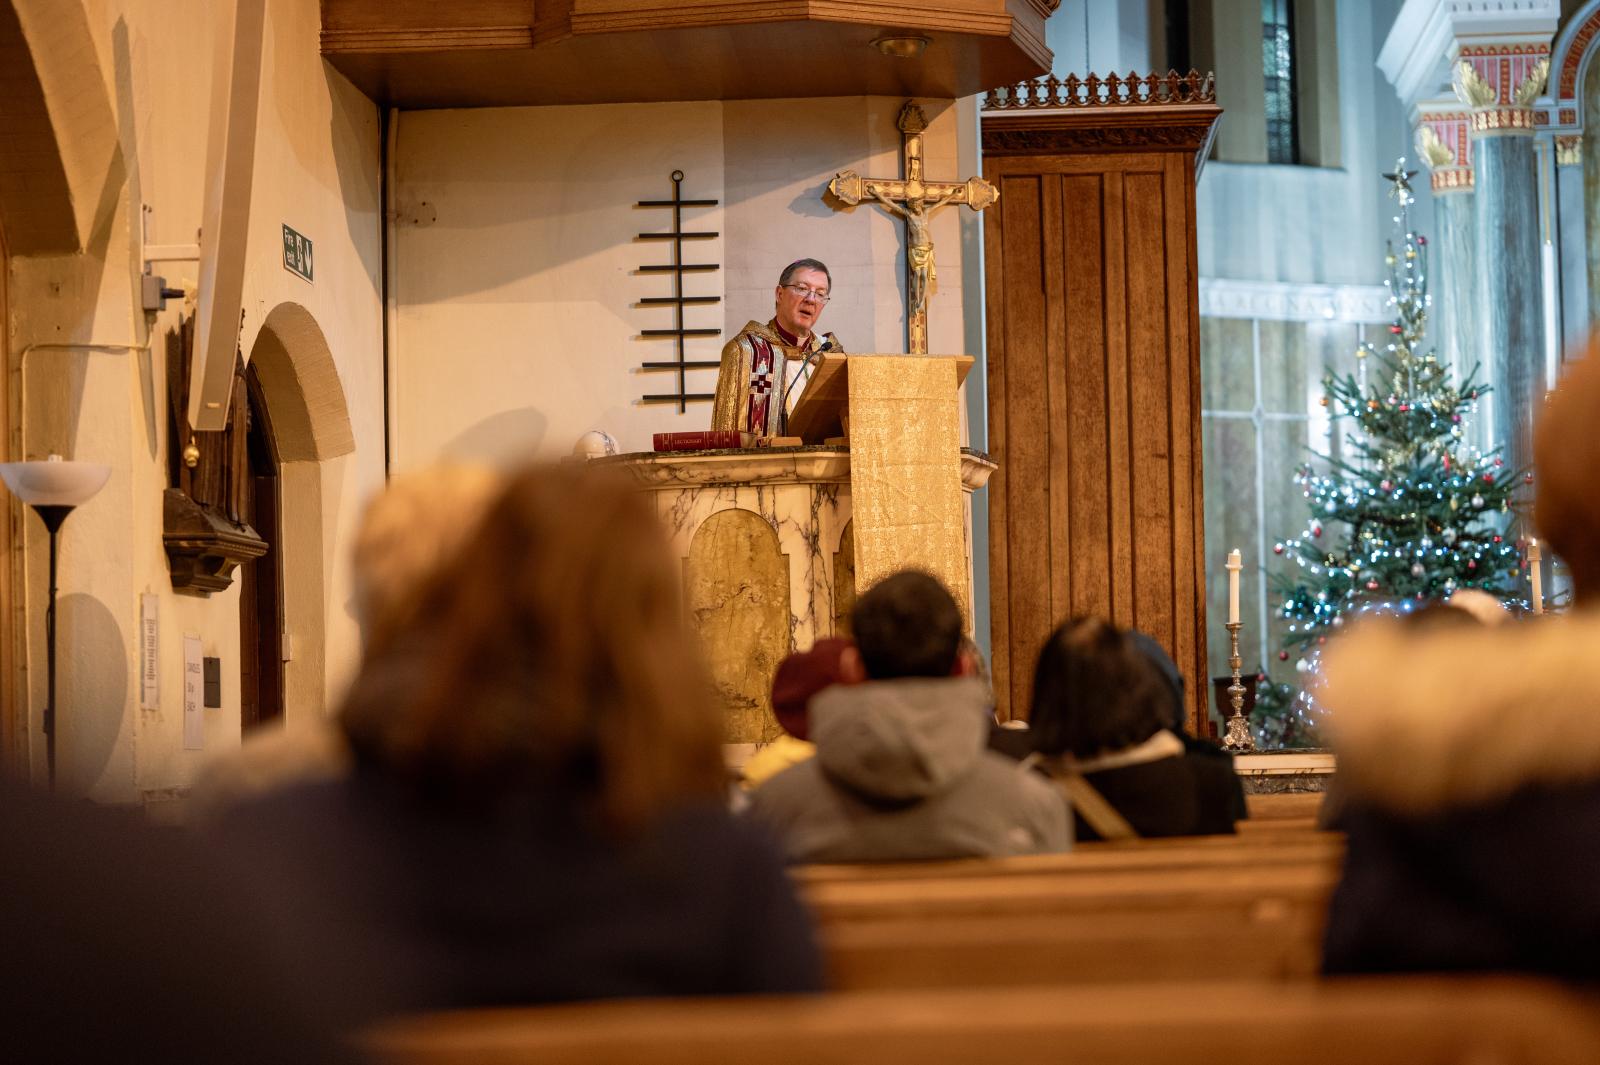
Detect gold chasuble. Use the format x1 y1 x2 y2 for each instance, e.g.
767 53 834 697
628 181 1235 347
711 320 843 436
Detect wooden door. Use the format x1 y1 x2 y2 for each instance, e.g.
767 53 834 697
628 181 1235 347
238 366 283 731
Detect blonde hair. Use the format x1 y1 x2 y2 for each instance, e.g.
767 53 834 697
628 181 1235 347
350 464 502 648
340 463 725 831
1536 335 1600 599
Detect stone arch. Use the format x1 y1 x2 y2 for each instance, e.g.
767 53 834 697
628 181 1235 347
684 509 790 744
242 302 353 725
245 302 355 461
0 0 121 254
1552 1 1600 125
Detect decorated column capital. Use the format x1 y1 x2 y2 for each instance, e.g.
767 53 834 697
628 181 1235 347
1414 105 1475 191
1554 134 1582 166
1451 44 1550 135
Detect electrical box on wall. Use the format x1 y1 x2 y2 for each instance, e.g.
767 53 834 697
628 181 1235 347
203 657 222 708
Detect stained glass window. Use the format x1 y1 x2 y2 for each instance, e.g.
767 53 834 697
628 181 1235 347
1262 0 1299 164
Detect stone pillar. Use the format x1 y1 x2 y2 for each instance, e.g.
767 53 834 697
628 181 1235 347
1415 107 1481 446
1453 45 1552 474
1552 135 1589 350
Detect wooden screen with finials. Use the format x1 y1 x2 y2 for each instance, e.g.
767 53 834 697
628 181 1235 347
979 76 1221 734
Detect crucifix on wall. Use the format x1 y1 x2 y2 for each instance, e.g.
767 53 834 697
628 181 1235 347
826 102 998 354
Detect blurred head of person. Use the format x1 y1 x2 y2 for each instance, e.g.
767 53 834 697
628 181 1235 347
350 464 502 650
340 463 725 831
846 570 965 681
771 637 854 741
1029 616 1174 760
1126 630 1186 735
1535 334 1600 603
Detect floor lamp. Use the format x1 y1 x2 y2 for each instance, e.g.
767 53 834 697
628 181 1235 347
0 454 111 788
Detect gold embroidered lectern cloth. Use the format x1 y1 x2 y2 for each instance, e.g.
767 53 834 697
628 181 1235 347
846 355 969 619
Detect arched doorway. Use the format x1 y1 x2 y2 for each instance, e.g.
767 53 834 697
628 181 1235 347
237 364 284 731
240 302 355 727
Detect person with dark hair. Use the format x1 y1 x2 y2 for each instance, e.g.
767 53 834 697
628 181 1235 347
213 463 823 1026
747 570 1070 862
1028 616 1241 842
711 259 845 437
1125 629 1247 822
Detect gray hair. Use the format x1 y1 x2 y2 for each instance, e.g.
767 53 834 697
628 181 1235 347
779 258 832 288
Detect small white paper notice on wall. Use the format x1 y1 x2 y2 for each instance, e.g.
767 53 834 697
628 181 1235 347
140 595 159 710
183 635 204 750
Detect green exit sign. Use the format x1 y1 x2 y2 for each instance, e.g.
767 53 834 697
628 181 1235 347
282 224 313 282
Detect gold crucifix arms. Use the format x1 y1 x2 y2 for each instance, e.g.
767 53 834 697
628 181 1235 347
826 102 998 354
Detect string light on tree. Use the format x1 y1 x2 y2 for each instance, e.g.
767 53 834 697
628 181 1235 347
1254 159 1526 748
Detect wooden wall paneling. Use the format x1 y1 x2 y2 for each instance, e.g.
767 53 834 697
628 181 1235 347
981 85 1220 732
995 174 1048 719
1043 173 1069 631
1098 170 1133 630
1068 171 1107 626
1123 167 1173 649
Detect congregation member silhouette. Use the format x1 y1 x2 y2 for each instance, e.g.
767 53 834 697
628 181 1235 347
1320 335 1600 979
214 464 822 1025
741 636 853 791
747 570 1070 862
190 464 502 825
1026 617 1241 842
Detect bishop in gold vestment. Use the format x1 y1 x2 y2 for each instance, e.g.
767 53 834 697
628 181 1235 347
711 259 845 437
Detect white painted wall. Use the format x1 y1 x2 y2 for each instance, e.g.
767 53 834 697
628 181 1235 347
390 96 971 466
6 0 384 803
1196 0 1434 287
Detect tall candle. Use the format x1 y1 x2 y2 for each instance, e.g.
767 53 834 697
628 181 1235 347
1529 539 1543 615
1226 549 1242 625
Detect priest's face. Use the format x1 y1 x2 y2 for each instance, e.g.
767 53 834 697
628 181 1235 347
774 267 829 340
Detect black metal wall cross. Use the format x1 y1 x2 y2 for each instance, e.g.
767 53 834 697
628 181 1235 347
637 170 721 412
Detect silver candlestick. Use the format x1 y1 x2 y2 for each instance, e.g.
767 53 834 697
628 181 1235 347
1221 621 1255 753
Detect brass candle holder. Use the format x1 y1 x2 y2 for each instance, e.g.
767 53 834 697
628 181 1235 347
1221 621 1255 753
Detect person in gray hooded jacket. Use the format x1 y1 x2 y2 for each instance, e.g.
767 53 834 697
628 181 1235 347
746 570 1072 863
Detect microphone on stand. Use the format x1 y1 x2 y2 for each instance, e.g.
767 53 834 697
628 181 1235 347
780 333 837 434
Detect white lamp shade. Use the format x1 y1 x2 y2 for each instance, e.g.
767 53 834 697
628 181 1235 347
0 458 112 507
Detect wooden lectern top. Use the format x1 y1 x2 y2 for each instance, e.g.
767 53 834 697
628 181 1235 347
787 353 975 444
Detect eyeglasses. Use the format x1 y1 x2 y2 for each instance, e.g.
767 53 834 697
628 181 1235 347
782 284 831 304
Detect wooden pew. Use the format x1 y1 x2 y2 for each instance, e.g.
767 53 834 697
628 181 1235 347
822 907 1324 988
798 841 1341 990
803 861 1337 924
365 977 1600 1065
795 835 1344 884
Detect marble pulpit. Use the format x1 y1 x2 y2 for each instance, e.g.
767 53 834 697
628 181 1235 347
602 445 995 748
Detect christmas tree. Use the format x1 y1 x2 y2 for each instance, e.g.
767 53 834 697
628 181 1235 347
1254 161 1527 747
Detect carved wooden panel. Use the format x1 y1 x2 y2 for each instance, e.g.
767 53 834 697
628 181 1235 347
982 128 1212 733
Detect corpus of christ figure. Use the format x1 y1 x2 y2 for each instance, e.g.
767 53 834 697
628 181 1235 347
826 102 998 355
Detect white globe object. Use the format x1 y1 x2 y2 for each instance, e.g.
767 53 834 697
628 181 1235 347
573 430 618 460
